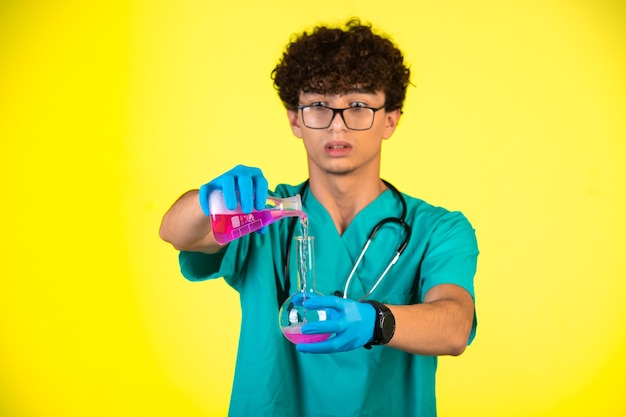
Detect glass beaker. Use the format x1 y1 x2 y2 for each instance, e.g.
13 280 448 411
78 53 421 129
209 190 304 245
279 235 331 344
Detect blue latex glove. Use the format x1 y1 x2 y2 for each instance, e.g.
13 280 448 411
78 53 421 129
198 165 268 216
296 296 376 354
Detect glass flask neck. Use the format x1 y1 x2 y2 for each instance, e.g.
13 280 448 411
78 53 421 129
272 194 302 212
295 235 316 294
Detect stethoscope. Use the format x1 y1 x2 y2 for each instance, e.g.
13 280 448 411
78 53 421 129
276 179 411 307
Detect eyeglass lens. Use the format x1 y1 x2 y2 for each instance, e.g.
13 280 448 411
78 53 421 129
302 107 376 130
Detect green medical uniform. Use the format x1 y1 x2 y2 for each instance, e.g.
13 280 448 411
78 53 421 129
179 182 478 417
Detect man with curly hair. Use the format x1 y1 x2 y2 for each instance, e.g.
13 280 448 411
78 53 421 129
160 18 478 417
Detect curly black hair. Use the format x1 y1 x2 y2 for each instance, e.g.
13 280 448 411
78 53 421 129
271 18 411 112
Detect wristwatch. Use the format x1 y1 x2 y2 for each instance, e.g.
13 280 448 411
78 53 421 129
363 300 396 348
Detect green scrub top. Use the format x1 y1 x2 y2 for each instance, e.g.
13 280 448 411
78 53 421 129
179 182 479 417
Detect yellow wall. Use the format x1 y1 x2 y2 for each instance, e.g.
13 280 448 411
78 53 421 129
1 1 625 416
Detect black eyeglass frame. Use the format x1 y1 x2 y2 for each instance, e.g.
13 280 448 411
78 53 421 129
296 104 386 131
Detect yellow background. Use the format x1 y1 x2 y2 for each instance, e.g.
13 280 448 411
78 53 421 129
1 1 625 416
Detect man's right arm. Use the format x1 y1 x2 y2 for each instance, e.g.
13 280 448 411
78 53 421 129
159 189 224 254
160 165 268 254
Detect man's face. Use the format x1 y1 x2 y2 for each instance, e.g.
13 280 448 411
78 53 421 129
287 90 400 177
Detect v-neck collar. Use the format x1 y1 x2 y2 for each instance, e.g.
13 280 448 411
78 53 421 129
303 186 397 239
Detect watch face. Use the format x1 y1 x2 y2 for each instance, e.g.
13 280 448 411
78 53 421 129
364 300 396 345
380 312 396 343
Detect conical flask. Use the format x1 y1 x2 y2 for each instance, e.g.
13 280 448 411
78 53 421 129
279 235 331 344
209 190 304 245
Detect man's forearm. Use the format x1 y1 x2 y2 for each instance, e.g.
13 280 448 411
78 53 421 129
386 284 475 356
159 189 223 253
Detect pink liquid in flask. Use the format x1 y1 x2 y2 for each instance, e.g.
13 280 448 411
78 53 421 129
282 325 331 344
212 211 271 244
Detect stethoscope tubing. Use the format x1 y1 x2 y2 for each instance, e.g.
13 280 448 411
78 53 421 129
342 216 412 300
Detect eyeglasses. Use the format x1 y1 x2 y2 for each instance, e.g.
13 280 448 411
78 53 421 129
297 104 386 131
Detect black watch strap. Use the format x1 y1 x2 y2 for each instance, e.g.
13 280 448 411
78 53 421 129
363 300 396 349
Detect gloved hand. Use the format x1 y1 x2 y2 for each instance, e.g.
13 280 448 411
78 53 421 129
296 295 376 354
198 165 268 216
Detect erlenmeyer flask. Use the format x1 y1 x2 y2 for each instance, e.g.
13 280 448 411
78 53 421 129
279 235 331 344
209 190 304 245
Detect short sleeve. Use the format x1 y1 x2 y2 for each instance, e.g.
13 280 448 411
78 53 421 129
420 211 479 343
178 249 227 281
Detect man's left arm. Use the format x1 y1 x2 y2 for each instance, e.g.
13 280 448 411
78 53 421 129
386 283 475 356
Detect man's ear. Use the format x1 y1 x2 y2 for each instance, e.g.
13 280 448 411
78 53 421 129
287 109 303 138
383 109 402 139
